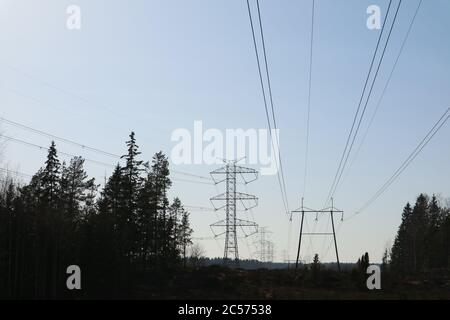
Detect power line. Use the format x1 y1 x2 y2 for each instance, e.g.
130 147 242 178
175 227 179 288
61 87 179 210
1 63 125 121
302 0 315 198
0 165 215 196
247 0 290 214
184 205 216 211
0 134 117 168
5 3 288 214
2 64 95 104
0 116 213 182
171 177 214 186
347 106 450 220
0 167 33 178
330 0 403 202
0 116 121 158
2 64 215 182
343 0 423 182
255 0 290 214
255 0 291 215
325 0 400 206
171 170 212 181
329 0 403 202
324 0 394 205
1 133 215 187
0 135 215 186
246 0 288 215
192 237 216 241
0 166 117 186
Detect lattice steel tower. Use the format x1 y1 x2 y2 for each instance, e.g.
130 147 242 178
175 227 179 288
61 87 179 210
210 159 258 264
254 227 274 263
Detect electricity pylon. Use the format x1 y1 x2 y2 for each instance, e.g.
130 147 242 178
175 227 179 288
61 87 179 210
291 198 344 271
210 159 258 265
254 227 274 263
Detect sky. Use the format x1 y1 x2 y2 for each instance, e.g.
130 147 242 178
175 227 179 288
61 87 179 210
0 0 449 263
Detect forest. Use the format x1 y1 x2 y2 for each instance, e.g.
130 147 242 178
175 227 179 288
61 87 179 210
389 194 450 274
0 132 449 299
0 132 194 299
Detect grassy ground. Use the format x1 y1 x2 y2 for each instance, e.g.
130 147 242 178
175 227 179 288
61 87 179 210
132 265 450 300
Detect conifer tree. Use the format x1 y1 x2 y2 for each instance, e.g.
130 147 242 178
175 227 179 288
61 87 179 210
121 132 143 214
148 151 171 266
119 132 144 263
179 206 193 268
382 248 390 271
0 134 202 298
391 202 413 272
427 195 441 268
59 157 92 220
41 141 60 206
410 194 429 272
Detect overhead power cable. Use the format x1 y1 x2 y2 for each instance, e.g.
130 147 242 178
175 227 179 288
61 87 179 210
0 116 213 181
302 0 315 198
0 167 33 178
325 0 401 206
0 134 116 168
0 116 121 158
347 106 450 220
255 0 290 214
343 0 423 182
329 0 403 203
246 0 290 215
324 0 394 205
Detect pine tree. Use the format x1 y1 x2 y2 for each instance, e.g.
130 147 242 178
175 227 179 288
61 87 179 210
0 180 16 297
312 254 320 268
440 210 450 268
166 197 182 265
41 141 61 206
100 165 123 219
37 142 62 298
136 172 154 271
83 177 98 217
391 202 413 273
0 133 199 298
59 156 98 295
121 132 143 214
87 164 123 296
410 194 429 272
148 151 171 267
179 207 193 268
427 195 441 268
428 195 441 229
382 248 390 271
60 157 95 220
119 132 144 264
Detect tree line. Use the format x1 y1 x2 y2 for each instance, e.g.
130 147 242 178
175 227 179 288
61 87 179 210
0 132 193 299
389 193 450 274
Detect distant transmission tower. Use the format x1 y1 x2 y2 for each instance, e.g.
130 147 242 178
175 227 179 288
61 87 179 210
268 241 274 262
210 159 258 264
254 227 274 263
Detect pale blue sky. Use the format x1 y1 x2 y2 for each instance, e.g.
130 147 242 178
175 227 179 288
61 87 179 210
1 0 449 263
